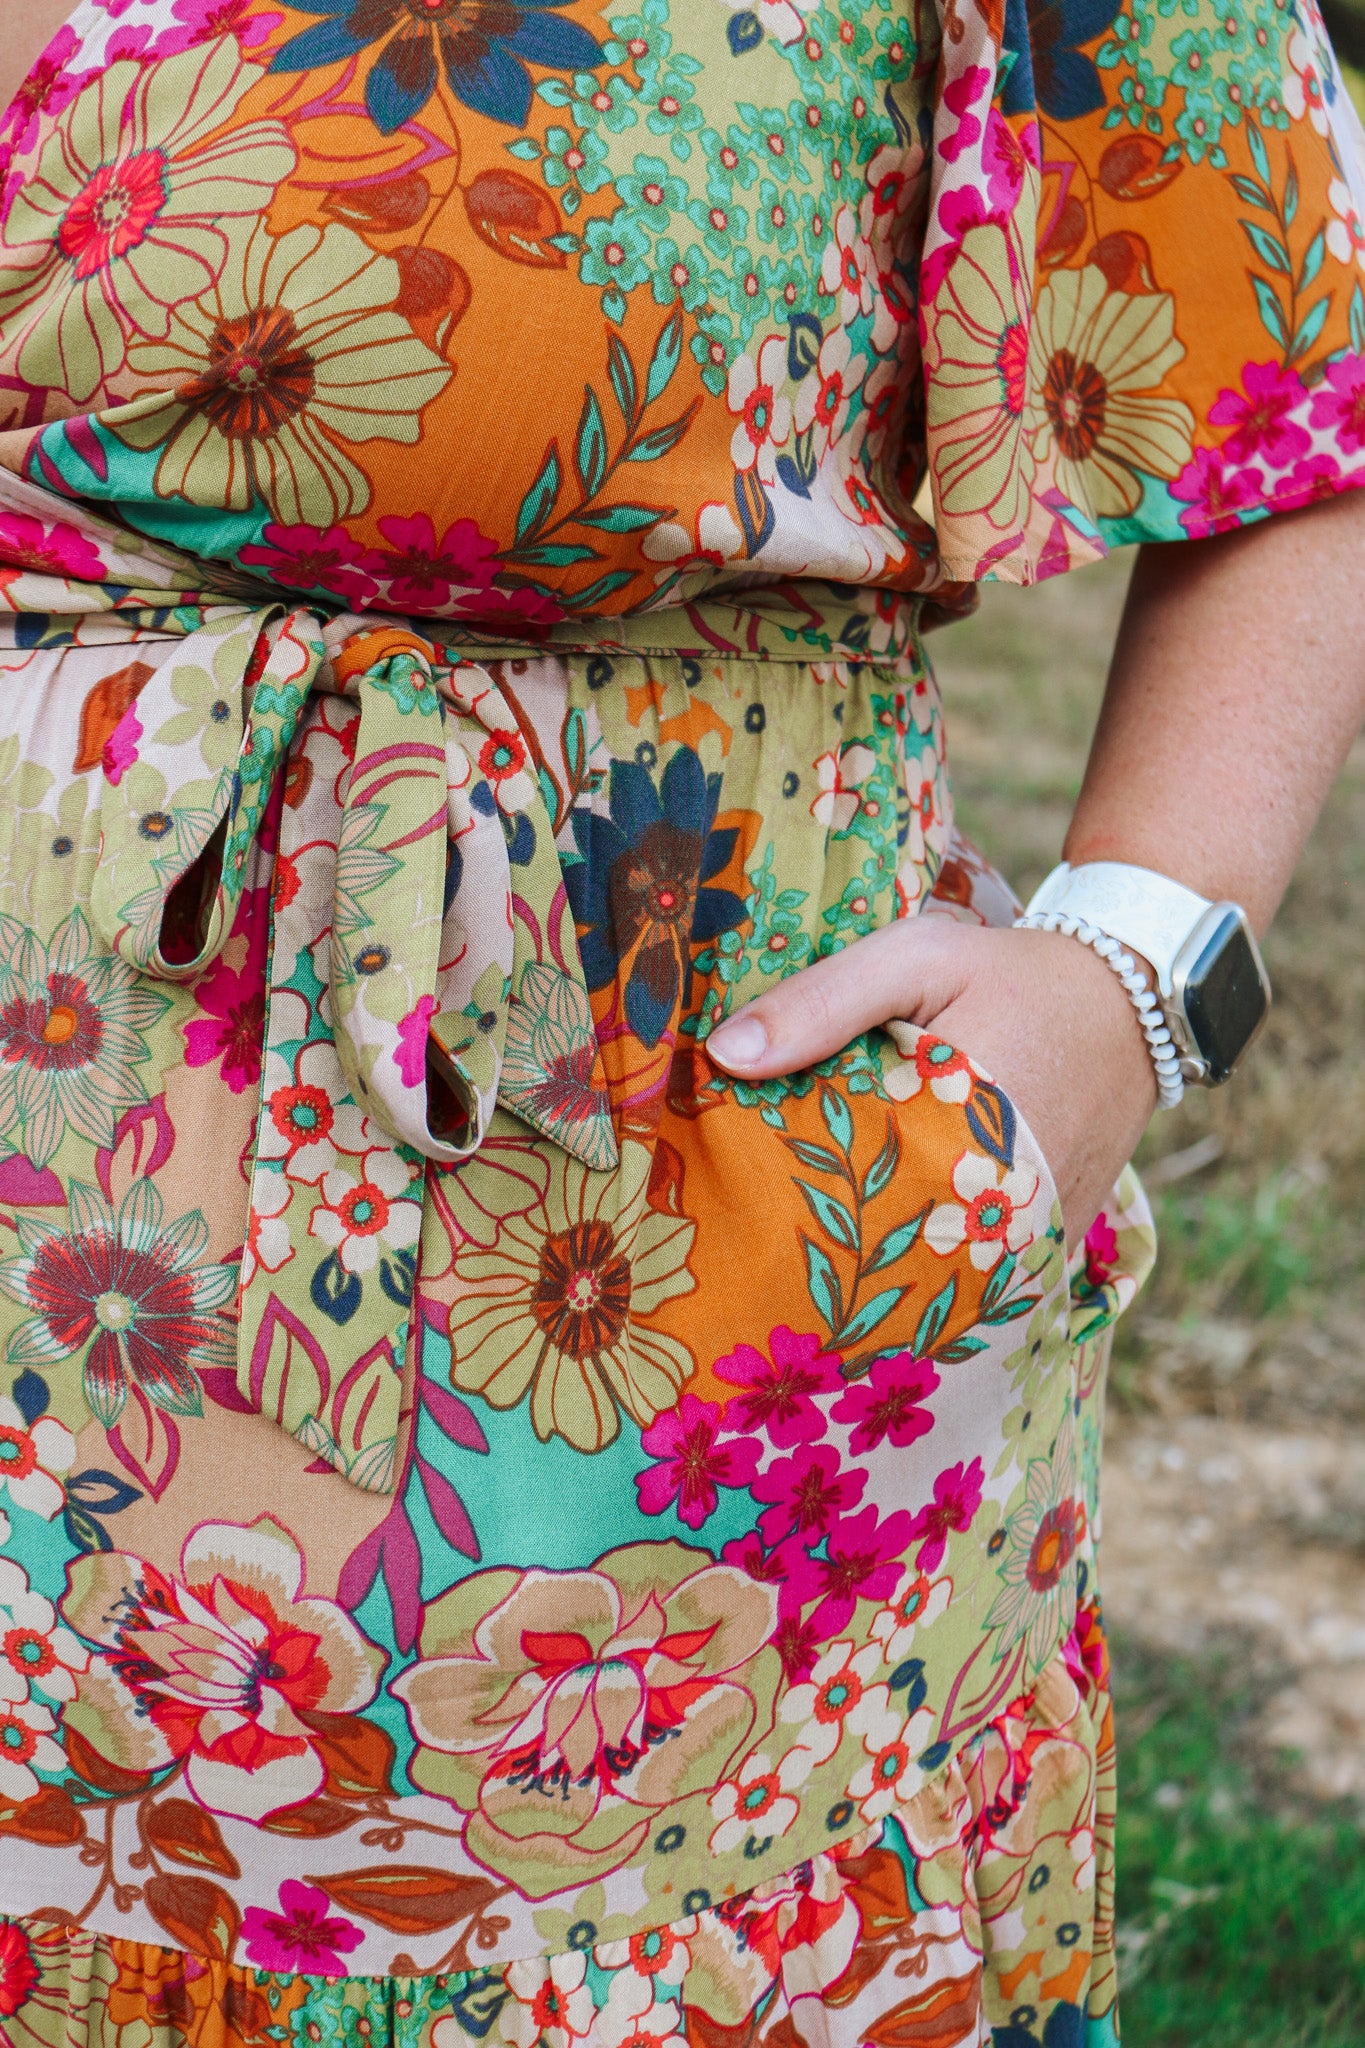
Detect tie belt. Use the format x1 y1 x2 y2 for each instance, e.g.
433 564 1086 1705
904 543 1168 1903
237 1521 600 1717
87 602 617 1493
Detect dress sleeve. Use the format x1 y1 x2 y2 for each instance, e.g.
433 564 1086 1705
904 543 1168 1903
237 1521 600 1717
918 0 1365 583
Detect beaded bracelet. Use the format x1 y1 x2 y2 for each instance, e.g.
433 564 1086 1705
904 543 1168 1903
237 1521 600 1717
1014 907 1185 1110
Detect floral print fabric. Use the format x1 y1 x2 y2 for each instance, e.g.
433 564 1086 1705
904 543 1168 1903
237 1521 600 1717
1 0 1365 611
0 0 1363 2042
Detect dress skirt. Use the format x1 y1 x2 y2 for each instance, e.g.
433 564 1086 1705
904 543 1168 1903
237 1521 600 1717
0 479 1154 2048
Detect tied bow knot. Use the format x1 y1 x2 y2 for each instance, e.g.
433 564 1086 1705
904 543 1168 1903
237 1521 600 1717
90 605 616 1494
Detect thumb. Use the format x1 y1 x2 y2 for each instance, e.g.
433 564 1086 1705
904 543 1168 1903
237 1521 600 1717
705 917 969 1079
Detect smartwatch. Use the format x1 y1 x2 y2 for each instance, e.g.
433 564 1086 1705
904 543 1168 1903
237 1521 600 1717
1022 861 1272 1085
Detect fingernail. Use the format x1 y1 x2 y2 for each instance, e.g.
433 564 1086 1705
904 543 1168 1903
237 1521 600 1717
708 1015 767 1070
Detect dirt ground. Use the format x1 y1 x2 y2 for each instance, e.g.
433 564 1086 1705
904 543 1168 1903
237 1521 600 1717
931 549 1365 1811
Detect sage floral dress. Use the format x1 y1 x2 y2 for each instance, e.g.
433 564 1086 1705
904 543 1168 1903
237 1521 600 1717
0 0 1362 2042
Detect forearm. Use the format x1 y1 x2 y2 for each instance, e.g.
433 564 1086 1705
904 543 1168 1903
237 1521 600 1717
1065 489 1365 934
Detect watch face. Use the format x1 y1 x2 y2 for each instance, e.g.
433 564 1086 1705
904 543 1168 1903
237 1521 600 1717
1180 909 1270 1084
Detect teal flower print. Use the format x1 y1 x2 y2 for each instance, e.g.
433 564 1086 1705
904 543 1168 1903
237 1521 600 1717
616 151 688 220
537 65 639 136
650 236 709 312
508 123 611 215
580 210 653 321
270 0 606 138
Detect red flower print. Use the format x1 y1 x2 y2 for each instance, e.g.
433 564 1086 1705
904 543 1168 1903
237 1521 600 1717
0 1919 39 2017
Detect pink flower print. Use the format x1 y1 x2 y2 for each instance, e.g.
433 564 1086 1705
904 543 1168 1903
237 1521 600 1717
1209 360 1310 467
1171 446 1265 538
831 1353 940 1457
168 0 285 51
0 26 83 159
807 1504 916 1641
713 1325 842 1447
981 107 1032 213
1310 354 1365 452
182 890 270 1094
242 1879 363 1975
1083 1213 1119 1292
373 513 501 611
904 1457 984 1573
770 1607 824 1682
102 706 142 787
636 1394 760 1530
395 994 436 1091
238 523 381 608
938 65 990 164
1270 452 1346 512
751 1443 866 1549
0 512 106 584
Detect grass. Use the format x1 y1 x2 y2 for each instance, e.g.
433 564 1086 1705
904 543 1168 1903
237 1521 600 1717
1113 1635 1365 2046
930 551 1365 2039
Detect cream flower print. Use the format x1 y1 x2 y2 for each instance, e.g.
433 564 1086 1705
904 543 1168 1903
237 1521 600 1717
925 1149 1041 1271
61 1515 381 1820
500 1953 596 2048
310 1145 424 1277
615 1922 691 1992
884 1026 974 1107
777 1638 885 1766
596 1972 686 2048
446 1138 696 1453
810 741 876 833
869 1566 953 1665
1327 175 1365 273
847 1689 936 1824
260 1037 371 1183
923 218 1034 534
1282 23 1331 135
820 203 875 324
0 41 295 406
0 1556 89 1707
707 1743 810 1855
728 333 792 485
0 1395 75 1522
1024 265 1195 520
239 1166 293 1290
111 217 451 525
794 326 867 452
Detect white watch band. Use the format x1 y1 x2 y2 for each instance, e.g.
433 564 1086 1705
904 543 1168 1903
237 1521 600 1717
1022 860 1211 999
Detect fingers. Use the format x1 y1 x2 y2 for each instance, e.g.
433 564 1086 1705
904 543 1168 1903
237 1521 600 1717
706 917 968 1078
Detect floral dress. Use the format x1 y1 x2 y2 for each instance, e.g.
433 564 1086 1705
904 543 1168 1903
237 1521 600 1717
0 1 1362 2043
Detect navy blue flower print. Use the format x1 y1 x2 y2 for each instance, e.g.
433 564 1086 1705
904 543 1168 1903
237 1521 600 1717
270 0 605 137
567 748 747 1049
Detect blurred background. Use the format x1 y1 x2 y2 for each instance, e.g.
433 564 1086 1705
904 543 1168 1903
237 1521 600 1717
932 552 1365 2045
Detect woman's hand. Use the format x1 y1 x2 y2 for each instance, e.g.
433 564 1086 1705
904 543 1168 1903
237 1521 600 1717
704 916 1158 1248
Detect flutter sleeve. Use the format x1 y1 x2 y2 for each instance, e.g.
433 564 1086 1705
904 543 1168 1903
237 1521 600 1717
917 0 1365 582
